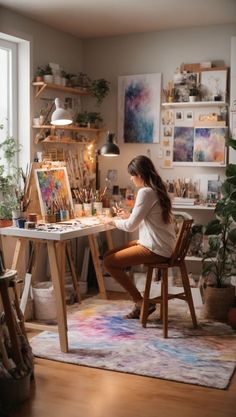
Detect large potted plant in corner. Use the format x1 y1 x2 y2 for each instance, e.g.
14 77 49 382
202 137 236 320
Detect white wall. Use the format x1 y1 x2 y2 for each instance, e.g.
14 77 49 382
83 24 236 188
0 7 83 164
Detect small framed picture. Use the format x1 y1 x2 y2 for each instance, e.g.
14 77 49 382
175 110 183 124
161 109 174 125
185 111 193 120
162 126 173 137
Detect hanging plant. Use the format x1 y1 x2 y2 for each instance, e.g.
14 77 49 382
89 78 110 106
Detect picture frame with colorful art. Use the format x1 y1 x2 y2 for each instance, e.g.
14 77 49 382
35 167 74 219
118 73 161 143
173 126 227 166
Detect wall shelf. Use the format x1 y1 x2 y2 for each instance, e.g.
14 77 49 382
32 124 102 133
32 82 89 98
162 101 227 108
173 204 215 210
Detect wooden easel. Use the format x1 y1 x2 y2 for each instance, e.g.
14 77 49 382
22 161 82 304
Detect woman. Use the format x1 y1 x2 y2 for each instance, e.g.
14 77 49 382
103 155 176 319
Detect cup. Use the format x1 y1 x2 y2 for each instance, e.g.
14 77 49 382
93 202 103 215
74 203 83 217
17 218 26 228
83 203 92 217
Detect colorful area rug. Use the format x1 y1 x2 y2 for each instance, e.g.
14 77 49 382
30 299 236 389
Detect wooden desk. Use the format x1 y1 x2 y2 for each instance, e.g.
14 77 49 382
0 220 114 353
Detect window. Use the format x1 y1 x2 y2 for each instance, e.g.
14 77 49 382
0 38 18 168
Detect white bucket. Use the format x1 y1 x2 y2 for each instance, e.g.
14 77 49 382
32 281 57 321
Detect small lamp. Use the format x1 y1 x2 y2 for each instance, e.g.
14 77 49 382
96 132 120 189
99 132 120 157
51 98 73 126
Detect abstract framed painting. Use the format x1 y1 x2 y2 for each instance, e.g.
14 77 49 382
173 126 194 165
35 167 74 218
194 127 227 166
117 73 161 143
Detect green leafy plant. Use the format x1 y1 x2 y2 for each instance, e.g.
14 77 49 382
0 126 26 219
43 64 53 75
89 78 110 106
202 137 236 287
35 66 45 77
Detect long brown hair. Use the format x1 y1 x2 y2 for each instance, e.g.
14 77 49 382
127 155 172 223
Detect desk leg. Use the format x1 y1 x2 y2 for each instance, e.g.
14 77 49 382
88 234 107 299
105 230 113 250
11 238 26 271
47 241 68 353
66 242 81 303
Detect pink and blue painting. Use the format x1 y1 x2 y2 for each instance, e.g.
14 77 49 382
194 127 226 165
173 126 194 163
118 74 161 143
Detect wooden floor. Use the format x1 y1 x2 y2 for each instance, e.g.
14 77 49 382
10 293 236 417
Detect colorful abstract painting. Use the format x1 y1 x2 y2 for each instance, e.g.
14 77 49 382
30 299 236 389
35 167 74 217
118 73 161 143
173 126 194 163
194 127 226 165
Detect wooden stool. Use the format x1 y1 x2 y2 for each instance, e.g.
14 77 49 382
140 218 198 337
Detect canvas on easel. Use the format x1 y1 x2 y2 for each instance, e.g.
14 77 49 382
34 166 74 219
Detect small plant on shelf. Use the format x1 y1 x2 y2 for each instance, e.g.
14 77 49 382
35 66 45 82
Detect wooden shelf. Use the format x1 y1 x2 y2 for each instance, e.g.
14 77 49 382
32 82 90 98
32 124 101 133
173 204 215 210
162 101 227 108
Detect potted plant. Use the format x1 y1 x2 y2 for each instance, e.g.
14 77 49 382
0 126 28 225
89 78 110 106
87 112 103 128
76 72 91 91
43 64 53 84
201 137 236 320
75 111 90 127
34 66 45 82
188 86 199 102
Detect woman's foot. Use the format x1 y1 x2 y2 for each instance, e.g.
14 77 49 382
124 302 156 319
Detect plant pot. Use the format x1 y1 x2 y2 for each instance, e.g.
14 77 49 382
43 74 54 84
0 219 12 228
203 286 235 321
189 96 196 102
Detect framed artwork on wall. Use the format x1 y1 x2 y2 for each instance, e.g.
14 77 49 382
117 73 161 143
200 70 227 101
35 167 74 218
173 126 227 166
173 126 194 164
194 127 226 165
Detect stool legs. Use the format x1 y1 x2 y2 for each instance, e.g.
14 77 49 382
180 262 198 328
140 267 153 328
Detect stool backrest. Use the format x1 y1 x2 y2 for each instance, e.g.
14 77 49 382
169 218 193 266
